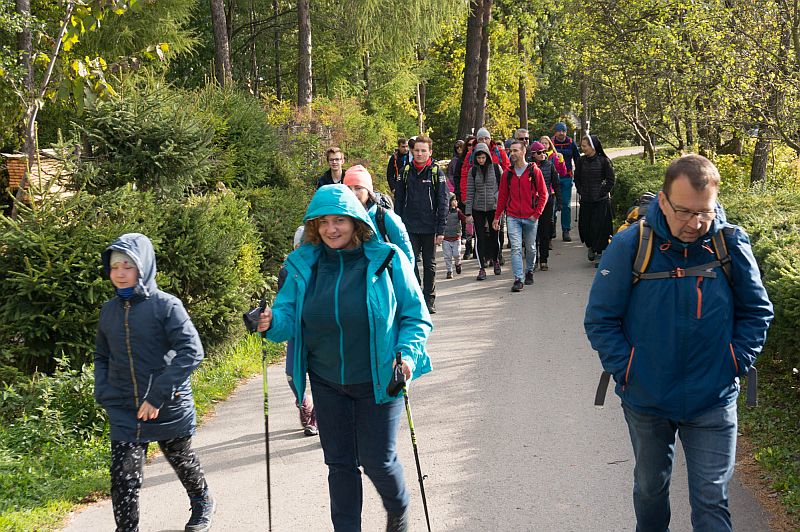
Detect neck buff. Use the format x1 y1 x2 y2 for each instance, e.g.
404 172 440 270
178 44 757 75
116 286 135 300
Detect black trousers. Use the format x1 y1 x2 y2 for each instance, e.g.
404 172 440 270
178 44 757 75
537 197 555 264
111 436 208 532
409 232 436 303
471 209 499 269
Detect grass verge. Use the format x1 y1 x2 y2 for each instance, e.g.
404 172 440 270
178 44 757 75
0 334 283 532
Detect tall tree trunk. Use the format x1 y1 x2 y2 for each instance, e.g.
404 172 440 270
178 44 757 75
457 0 484 139
210 0 232 85
473 0 492 130
249 0 258 95
416 83 425 134
16 0 32 94
517 26 527 129
363 50 371 96
273 0 282 100
674 116 684 152
684 114 694 149
580 78 590 139
226 0 236 44
750 131 770 184
297 0 313 108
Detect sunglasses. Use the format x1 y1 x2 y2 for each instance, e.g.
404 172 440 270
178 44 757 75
533 150 546 155
517 137 529 141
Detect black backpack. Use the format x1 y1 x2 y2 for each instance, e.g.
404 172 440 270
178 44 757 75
375 205 391 243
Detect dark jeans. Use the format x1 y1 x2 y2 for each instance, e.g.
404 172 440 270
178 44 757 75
472 209 499 269
537 197 555 263
309 372 409 532
111 436 207 532
623 401 737 532
409 232 436 304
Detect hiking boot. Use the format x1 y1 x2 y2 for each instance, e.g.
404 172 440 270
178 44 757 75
539 262 549 272
304 416 318 436
476 268 486 281
588 248 596 262
299 396 314 430
185 494 215 532
512 278 524 292
525 271 534 285
427 301 436 314
386 508 409 532
446 271 453 279
455 263 462 274
562 230 572 242
493 262 501 275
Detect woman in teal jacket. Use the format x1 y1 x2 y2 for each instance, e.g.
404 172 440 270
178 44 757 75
257 184 432 532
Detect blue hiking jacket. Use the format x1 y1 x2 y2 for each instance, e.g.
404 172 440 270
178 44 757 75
94 233 205 442
267 185 433 404
584 200 773 420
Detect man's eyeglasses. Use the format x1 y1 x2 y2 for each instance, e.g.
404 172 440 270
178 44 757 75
328 158 343 163
664 194 716 222
517 137 529 141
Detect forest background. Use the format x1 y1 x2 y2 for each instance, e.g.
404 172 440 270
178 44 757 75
0 0 798 529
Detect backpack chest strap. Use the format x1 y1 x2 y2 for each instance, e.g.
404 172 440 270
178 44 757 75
636 260 722 281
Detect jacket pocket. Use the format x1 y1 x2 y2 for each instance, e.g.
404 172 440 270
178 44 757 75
622 347 635 390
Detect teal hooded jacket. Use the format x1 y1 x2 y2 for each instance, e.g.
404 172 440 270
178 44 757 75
266 185 433 404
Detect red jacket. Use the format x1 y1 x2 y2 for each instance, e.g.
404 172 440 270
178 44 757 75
494 164 548 221
459 141 511 203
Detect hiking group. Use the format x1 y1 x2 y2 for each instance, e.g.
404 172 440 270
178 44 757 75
91 119 773 532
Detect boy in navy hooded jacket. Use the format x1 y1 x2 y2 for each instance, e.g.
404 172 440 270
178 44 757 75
94 233 215 532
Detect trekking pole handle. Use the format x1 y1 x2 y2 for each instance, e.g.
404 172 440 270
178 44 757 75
387 353 407 397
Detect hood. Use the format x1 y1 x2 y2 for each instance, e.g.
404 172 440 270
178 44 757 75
586 135 608 159
304 184 375 231
102 233 158 297
646 194 727 248
473 142 491 159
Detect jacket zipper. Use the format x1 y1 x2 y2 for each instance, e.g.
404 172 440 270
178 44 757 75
335 254 346 384
124 301 142 441
696 277 704 319
729 343 739 374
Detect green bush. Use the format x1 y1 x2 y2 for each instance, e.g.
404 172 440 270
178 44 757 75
0 187 264 373
244 185 312 279
610 156 665 225
195 86 294 189
73 85 215 194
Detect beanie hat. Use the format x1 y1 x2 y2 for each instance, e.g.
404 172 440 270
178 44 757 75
343 164 374 192
476 127 490 139
530 141 546 152
293 225 305 249
109 251 135 268
554 122 567 132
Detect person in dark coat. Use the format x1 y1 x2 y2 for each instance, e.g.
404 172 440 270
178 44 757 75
530 141 562 270
574 134 615 266
94 233 215 532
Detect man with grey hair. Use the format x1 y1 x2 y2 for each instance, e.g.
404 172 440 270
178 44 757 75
584 154 773 532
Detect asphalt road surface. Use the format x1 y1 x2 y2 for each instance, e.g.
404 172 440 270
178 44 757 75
63 154 771 531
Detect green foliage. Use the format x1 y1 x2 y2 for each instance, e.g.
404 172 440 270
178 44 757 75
244 185 312 279
0 187 264 373
73 82 215 194
194 86 293 189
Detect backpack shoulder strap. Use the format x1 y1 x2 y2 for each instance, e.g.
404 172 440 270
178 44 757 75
632 219 655 284
375 205 390 243
493 163 502 185
375 248 396 278
711 227 735 286
400 164 411 182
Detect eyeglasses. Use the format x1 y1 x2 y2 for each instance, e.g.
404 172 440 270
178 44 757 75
328 158 343 163
664 194 716 222
517 137 529 141
532 150 546 155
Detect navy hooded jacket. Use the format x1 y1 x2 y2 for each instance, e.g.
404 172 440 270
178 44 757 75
94 233 205 442
584 200 773 420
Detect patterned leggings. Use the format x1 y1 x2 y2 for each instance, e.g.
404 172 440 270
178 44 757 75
111 436 208 532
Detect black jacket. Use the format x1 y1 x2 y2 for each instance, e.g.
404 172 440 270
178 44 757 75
386 151 409 193
575 155 615 203
316 169 344 189
536 157 562 205
394 160 449 235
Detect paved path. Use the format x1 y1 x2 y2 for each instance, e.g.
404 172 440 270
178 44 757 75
63 158 772 531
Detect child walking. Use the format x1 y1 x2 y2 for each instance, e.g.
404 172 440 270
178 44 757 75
94 233 215 532
443 193 466 279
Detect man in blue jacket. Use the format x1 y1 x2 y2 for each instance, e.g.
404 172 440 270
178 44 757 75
552 122 581 241
584 154 773 532
394 135 448 313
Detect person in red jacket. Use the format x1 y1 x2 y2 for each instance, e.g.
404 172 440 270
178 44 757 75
493 140 548 292
459 127 510 204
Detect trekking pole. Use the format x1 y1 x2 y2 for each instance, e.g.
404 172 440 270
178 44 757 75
244 299 272 531
387 353 432 532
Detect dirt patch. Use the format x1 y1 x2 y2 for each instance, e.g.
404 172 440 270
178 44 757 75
737 434 799 531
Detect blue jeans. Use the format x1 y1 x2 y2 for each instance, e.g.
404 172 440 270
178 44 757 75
506 216 538 280
623 401 738 532
309 372 409 531
559 177 573 231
